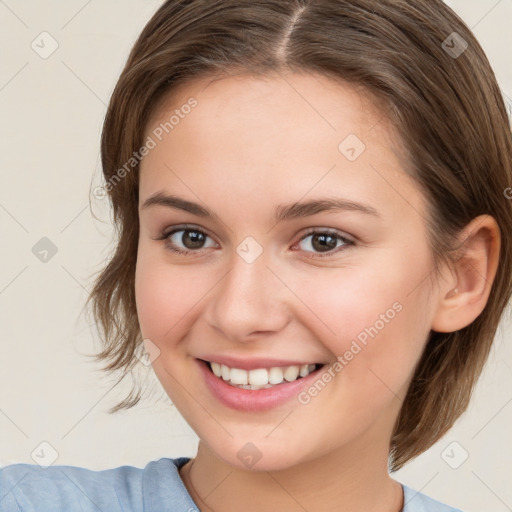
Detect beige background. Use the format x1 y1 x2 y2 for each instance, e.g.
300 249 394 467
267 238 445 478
0 1 511 511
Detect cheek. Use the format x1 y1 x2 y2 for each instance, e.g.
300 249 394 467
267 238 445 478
134 248 212 340
135 252 183 340
290 252 432 390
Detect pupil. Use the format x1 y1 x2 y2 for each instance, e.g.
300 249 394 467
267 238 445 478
184 231 205 249
312 234 336 252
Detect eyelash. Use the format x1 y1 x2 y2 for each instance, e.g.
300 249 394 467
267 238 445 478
156 224 355 259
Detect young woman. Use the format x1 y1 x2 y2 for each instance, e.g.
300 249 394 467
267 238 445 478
2 1 511 511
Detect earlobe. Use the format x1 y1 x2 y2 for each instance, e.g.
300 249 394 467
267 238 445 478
431 215 501 333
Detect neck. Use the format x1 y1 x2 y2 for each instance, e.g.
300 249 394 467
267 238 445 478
179 436 403 512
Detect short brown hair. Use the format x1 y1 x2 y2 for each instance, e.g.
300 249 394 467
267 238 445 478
85 0 512 470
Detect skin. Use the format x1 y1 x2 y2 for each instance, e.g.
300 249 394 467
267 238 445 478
135 71 500 512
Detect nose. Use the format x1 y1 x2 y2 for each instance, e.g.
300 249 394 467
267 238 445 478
206 247 292 343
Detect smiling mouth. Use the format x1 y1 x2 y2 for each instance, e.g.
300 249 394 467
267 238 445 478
200 359 325 390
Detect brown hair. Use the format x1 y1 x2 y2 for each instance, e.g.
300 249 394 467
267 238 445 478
84 0 512 470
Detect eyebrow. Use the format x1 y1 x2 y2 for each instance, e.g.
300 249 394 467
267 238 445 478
140 191 381 221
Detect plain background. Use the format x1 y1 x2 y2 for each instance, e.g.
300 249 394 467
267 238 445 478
0 1 511 511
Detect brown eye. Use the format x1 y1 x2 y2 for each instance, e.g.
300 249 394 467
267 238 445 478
162 227 217 254
297 229 354 257
175 230 207 249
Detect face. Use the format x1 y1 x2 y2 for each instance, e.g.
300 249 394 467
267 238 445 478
135 72 441 471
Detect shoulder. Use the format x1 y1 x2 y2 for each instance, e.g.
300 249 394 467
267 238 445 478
0 456 194 512
402 484 464 512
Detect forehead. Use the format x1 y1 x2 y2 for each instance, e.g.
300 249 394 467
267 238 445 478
139 72 426 223
146 71 389 143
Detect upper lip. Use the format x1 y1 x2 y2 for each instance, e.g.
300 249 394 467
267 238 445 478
199 355 325 371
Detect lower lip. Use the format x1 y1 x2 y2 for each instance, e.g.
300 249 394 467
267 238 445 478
197 359 325 412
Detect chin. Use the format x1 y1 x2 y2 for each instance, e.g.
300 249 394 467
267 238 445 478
203 435 320 473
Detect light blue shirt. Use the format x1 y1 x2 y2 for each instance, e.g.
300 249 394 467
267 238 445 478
0 457 463 511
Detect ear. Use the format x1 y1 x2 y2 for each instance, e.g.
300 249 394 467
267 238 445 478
431 215 501 333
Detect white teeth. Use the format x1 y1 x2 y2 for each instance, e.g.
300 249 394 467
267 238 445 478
211 362 222 378
248 368 268 386
230 368 248 385
221 364 230 380
236 383 274 390
268 367 284 385
283 365 300 382
208 361 319 388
